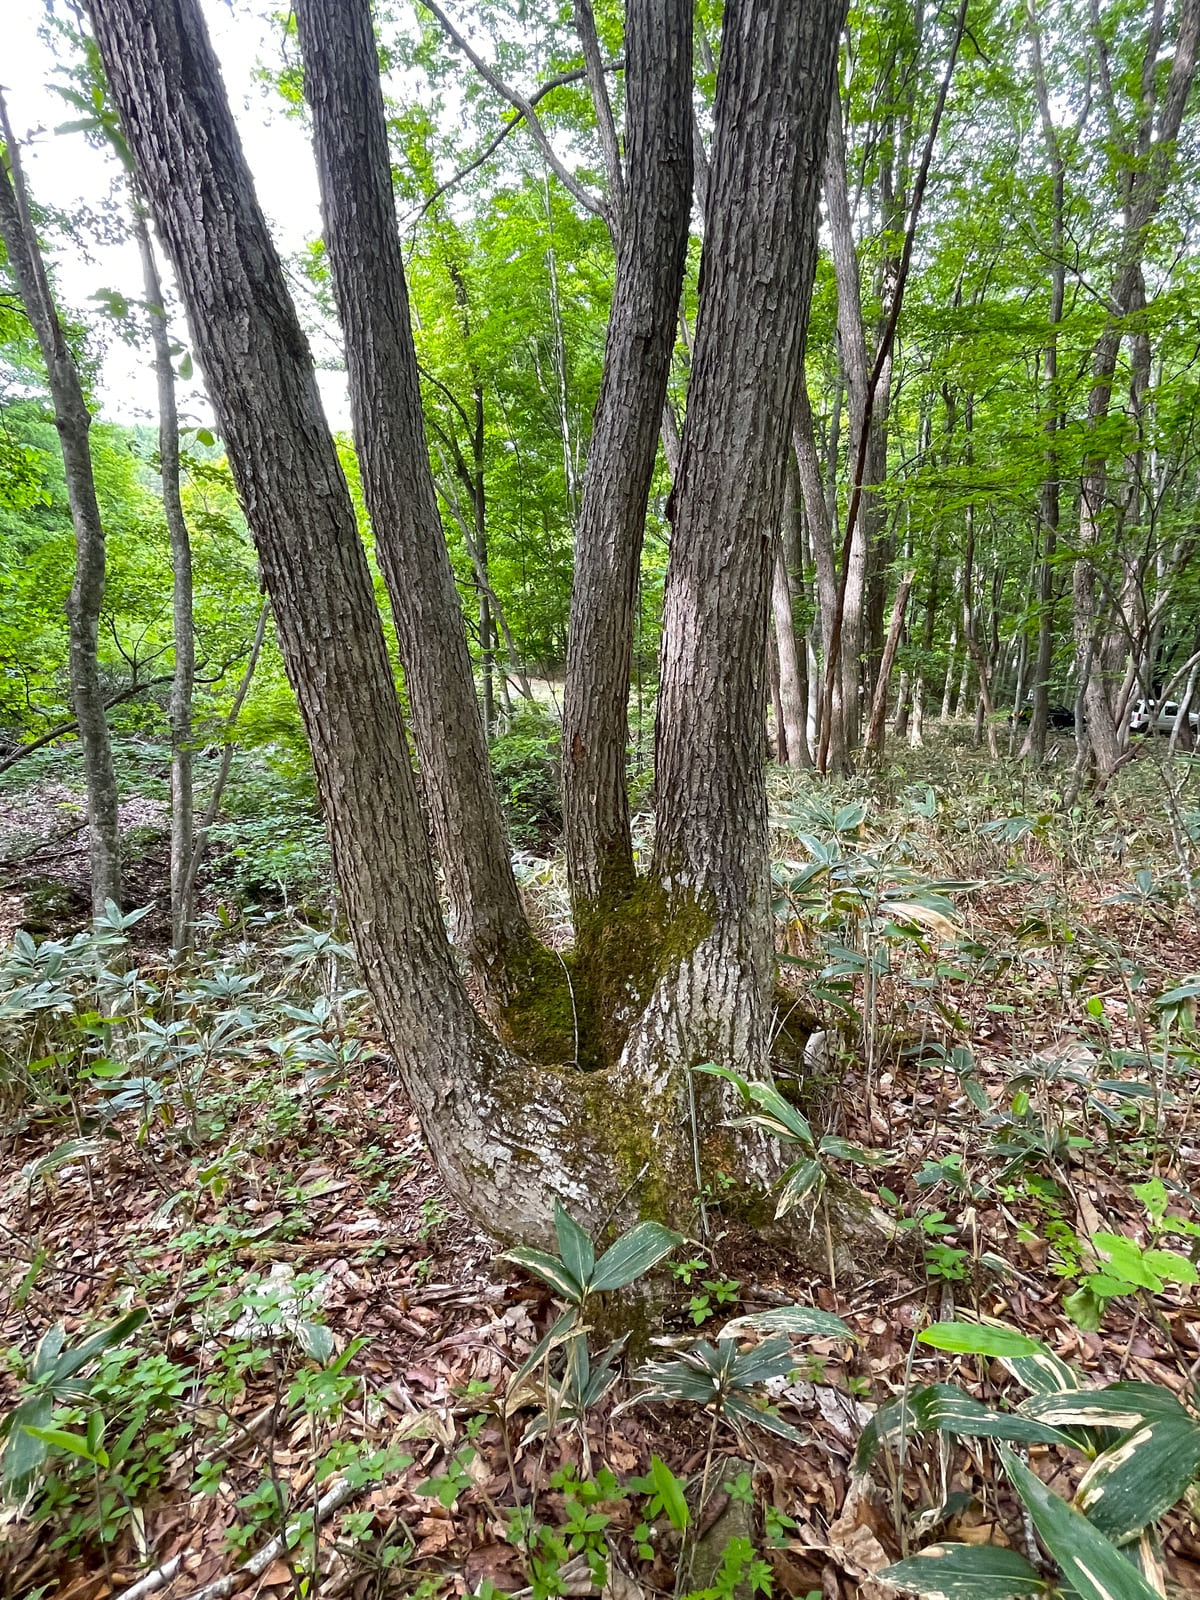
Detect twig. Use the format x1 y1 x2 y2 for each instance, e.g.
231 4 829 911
416 0 609 224
403 59 623 228
116 1476 359 1600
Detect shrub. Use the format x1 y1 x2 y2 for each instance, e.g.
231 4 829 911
490 707 562 854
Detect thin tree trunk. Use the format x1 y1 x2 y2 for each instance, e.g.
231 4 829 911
293 0 537 1003
772 458 812 769
1072 0 1198 781
133 209 194 946
179 602 268 917
0 93 121 916
561 0 693 919
865 573 913 761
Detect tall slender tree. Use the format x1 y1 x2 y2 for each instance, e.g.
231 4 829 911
0 92 121 916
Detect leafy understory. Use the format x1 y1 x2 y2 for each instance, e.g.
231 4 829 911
1 749 1198 1599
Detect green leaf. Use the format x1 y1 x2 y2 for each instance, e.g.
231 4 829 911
1075 1413 1200 1544
177 351 194 380
1140 1248 1197 1285
998 1445 1161 1600
774 1157 824 1216
1019 1381 1191 1431
649 1454 689 1532
51 1309 148 1383
858 1385 1075 1469
22 1424 108 1468
1 1395 53 1491
589 1221 681 1293
1091 1235 1161 1291
878 1541 1046 1599
721 1391 804 1441
718 1305 853 1342
744 1081 815 1147
918 1322 1048 1358
196 427 215 447
817 1135 894 1164
296 1321 335 1364
1000 1345 1081 1398
499 1245 584 1303
554 1203 595 1289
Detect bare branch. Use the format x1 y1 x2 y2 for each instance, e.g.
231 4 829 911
416 0 610 224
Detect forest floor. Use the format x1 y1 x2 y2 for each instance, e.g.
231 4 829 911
1 733 1199 1600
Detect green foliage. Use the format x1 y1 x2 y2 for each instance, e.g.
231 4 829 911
488 706 562 852
871 1321 1200 1599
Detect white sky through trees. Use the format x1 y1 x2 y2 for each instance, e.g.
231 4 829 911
6 0 351 427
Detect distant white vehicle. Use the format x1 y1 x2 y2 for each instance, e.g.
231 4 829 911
1128 697 1200 734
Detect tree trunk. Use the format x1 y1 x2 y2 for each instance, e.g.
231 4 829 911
865 573 913 761
646 0 844 1081
0 94 121 916
133 209 194 947
772 459 812 770
1072 0 1198 781
293 0 536 1004
88 0 850 1255
561 0 693 919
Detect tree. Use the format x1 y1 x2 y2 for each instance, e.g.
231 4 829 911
86 0 849 1250
0 92 121 915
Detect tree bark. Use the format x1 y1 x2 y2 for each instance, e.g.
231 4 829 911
293 0 536 1004
1072 0 1199 780
87 0 854 1256
647 0 845 1080
0 93 121 917
561 0 692 920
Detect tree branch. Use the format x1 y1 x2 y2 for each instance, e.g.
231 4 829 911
416 0 611 223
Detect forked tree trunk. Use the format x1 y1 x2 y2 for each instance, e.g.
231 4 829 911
89 0 850 1253
133 209 195 947
293 0 535 1003
561 0 692 920
0 95 121 916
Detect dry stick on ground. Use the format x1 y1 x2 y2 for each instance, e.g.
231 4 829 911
815 0 969 773
114 1475 358 1600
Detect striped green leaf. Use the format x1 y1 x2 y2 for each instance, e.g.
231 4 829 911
878 1541 1047 1599
999 1446 1161 1600
1075 1413 1200 1544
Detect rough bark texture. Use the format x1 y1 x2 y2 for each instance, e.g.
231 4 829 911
648 0 845 1079
134 210 194 945
293 0 536 1001
561 0 692 921
84 0 734 1251
0 98 122 917
88 0 866 1262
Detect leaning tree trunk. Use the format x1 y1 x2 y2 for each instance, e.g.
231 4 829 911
0 94 121 916
293 0 538 1007
133 209 195 946
642 0 845 1085
561 0 692 926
